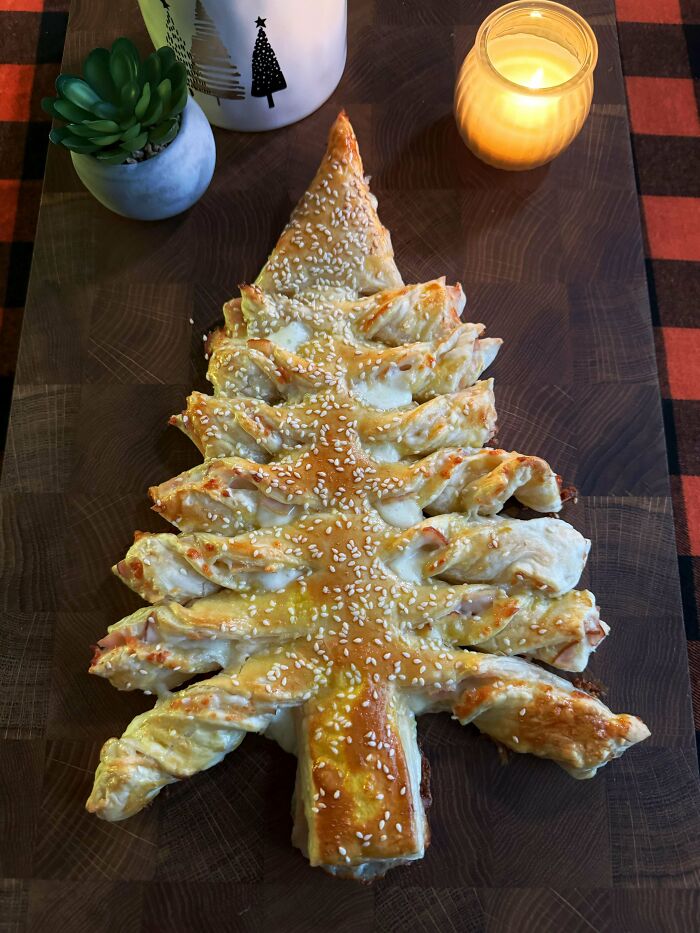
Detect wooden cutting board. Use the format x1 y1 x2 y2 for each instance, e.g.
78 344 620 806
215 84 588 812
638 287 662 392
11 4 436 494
2 0 699 929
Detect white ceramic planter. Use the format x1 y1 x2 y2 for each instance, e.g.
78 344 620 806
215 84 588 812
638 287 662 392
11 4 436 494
70 96 216 221
137 0 347 131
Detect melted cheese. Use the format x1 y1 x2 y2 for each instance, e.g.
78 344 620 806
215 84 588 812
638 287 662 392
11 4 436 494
256 568 302 592
376 497 424 529
387 547 425 583
256 498 300 527
353 375 412 410
268 321 311 351
367 442 401 463
265 707 298 755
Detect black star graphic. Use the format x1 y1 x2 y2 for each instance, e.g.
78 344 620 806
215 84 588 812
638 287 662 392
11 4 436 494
255 16 266 28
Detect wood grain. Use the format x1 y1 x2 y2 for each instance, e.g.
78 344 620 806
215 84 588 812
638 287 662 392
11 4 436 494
1 0 699 928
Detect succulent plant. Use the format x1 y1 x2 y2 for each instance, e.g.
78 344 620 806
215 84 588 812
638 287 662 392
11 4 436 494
42 37 188 165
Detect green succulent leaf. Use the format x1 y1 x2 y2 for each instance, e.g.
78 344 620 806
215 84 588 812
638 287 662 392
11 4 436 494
166 61 186 85
59 134 101 153
89 133 124 146
156 77 172 109
83 48 118 103
170 78 187 106
54 72 80 94
41 97 60 119
156 46 176 75
143 52 162 88
53 97 96 123
122 130 149 152
110 38 140 84
109 52 130 88
134 82 151 120
95 149 129 164
120 79 141 110
141 95 163 127
84 118 121 134
149 117 179 145
169 85 188 117
121 121 143 141
92 101 121 121
65 123 106 138
56 75 101 112
112 37 140 64
49 126 70 144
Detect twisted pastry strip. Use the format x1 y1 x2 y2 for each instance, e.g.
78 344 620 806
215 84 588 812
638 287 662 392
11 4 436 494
386 514 589 597
221 297 246 339
423 651 649 779
116 512 586 606
87 645 324 821
207 328 500 406
238 279 464 347
112 531 221 604
411 447 565 516
205 336 329 403
106 574 604 679
113 529 304 603
90 582 318 693
432 586 607 672
171 386 497 462
149 441 561 536
87 642 648 826
92 582 606 692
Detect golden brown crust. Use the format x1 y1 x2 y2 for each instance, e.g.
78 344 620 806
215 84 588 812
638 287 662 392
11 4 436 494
300 679 425 869
255 111 402 298
172 386 497 462
238 280 464 346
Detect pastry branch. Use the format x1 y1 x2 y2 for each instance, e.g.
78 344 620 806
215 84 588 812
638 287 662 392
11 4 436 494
386 513 589 597
105 510 602 688
172 385 498 462
149 433 563 537
421 651 649 780
238 278 464 346
87 645 323 821
206 328 501 405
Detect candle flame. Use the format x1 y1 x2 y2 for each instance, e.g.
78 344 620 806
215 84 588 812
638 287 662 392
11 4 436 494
526 66 545 89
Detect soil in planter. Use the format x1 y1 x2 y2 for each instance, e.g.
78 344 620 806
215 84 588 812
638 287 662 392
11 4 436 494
124 138 174 164
122 113 182 164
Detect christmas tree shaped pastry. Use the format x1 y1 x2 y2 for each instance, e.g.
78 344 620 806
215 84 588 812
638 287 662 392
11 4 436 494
87 112 649 880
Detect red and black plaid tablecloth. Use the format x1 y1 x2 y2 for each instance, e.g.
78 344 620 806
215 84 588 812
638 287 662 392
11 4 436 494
1 0 698 753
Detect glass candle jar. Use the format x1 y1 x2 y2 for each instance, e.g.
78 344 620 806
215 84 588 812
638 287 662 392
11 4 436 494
454 1 598 171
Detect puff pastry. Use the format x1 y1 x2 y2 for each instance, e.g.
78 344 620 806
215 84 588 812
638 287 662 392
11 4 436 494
87 111 648 880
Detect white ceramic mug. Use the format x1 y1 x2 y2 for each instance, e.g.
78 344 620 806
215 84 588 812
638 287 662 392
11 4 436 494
137 0 347 131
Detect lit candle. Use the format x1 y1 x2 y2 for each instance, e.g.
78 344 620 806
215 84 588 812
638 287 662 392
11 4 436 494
454 1 598 171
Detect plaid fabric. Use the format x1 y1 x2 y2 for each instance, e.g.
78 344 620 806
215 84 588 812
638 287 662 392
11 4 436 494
0 0 698 753
615 0 700 757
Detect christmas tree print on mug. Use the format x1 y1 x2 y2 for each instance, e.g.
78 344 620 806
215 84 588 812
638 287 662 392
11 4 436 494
138 0 347 130
159 0 244 102
251 16 287 108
